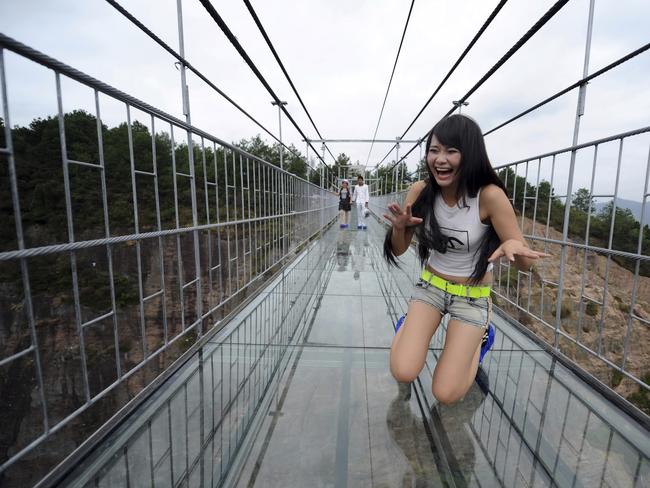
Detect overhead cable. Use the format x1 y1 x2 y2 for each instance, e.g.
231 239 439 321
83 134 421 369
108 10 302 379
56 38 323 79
364 0 416 167
242 0 337 163
104 0 304 162
483 41 650 136
197 0 334 178
383 0 571 175
374 0 508 169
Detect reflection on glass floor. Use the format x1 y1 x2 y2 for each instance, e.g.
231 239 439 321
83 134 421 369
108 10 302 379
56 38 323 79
62 219 649 488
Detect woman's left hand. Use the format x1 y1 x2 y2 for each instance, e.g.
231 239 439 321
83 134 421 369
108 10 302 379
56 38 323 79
488 239 549 263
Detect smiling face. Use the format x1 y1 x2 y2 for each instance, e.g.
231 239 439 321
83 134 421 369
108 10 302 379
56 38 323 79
427 135 462 190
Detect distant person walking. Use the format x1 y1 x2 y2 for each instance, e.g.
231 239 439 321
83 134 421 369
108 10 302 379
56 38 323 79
353 175 370 230
338 179 352 228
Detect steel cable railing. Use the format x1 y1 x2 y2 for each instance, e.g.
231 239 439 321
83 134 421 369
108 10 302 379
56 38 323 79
0 35 337 482
242 0 337 164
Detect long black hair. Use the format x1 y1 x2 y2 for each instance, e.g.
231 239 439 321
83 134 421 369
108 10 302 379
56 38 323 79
383 114 506 283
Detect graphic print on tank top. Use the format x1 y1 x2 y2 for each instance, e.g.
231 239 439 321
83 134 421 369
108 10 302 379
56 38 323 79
440 226 470 253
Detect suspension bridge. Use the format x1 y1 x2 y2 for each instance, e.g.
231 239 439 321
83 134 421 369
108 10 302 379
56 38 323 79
0 0 649 487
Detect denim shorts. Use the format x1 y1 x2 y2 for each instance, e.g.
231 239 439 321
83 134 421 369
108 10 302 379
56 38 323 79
409 279 492 329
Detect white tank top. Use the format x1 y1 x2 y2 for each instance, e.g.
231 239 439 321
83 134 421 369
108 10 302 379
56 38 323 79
427 190 490 278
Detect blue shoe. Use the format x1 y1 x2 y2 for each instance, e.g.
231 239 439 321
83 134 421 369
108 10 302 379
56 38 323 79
342 224 348 228
340 224 345 228
479 323 495 364
475 367 490 395
394 314 406 333
357 225 362 229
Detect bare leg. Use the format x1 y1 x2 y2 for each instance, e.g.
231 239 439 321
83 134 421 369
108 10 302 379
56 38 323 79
344 210 349 225
431 320 484 404
390 301 443 383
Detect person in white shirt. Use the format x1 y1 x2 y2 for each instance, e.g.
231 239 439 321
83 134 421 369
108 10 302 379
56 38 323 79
352 175 370 229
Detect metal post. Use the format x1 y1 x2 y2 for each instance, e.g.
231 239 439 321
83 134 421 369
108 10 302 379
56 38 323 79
305 141 309 181
393 138 400 193
418 139 423 181
452 100 469 114
553 0 595 349
397 137 402 191
321 143 326 189
271 100 287 256
271 100 287 170
177 0 203 335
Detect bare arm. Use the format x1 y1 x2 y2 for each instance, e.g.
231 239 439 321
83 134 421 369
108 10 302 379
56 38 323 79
482 184 548 269
383 181 425 257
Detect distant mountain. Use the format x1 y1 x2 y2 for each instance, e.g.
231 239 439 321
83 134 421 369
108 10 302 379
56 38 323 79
594 198 650 226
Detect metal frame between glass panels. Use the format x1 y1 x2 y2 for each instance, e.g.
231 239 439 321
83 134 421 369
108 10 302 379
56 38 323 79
490 126 650 395
63 233 332 488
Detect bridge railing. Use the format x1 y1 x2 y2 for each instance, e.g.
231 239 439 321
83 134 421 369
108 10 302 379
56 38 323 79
492 126 650 413
0 35 336 484
370 125 650 416
51 234 334 488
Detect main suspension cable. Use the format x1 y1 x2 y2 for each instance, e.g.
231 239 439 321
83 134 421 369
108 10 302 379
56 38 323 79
104 0 303 162
364 0 416 168
382 0 571 176
198 0 334 179
483 41 650 136
374 0 509 170
242 0 337 163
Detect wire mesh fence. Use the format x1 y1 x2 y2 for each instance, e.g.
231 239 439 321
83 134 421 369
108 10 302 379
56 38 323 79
0 37 337 484
370 231 650 488
53 234 334 488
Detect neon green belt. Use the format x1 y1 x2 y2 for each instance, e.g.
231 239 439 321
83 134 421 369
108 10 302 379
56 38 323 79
420 269 491 298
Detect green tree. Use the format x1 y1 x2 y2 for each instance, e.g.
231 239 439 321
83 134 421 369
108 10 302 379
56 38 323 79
416 157 428 180
331 153 351 182
237 135 308 180
572 188 595 213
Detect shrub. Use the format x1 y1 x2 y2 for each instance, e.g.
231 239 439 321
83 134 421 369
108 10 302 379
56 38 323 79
585 301 598 317
627 389 650 415
553 301 572 319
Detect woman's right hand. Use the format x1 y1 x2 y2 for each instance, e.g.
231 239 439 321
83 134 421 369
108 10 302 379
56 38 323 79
383 202 423 230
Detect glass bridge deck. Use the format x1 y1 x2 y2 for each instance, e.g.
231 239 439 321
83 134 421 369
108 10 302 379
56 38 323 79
61 218 649 488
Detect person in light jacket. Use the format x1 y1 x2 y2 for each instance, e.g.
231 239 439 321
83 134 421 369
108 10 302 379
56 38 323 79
352 175 369 230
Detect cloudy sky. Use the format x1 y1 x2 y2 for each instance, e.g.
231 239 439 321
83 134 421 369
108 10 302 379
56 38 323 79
1 0 649 201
